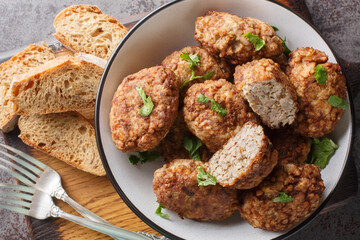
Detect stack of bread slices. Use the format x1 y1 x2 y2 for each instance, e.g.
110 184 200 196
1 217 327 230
0 5 128 176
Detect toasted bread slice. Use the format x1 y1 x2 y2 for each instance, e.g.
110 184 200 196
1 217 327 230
18 112 106 176
53 5 128 60
0 44 55 132
10 53 106 115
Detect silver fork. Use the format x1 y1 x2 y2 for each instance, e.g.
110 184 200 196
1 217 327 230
0 143 167 240
0 182 151 239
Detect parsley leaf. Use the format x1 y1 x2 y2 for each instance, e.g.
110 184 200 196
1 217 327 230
210 99 227 116
128 150 160 165
314 64 327 85
155 203 169 219
273 192 294 203
136 87 154 117
180 70 214 89
196 166 217 186
180 50 201 70
196 94 227 116
328 95 349 110
307 138 338 169
243 32 265 51
276 35 291 58
271 25 279 31
183 136 203 161
196 93 209 104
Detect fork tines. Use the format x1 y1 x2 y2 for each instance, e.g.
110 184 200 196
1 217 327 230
0 143 46 185
0 182 34 215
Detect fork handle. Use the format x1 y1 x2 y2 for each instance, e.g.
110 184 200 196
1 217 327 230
62 194 110 224
58 211 151 240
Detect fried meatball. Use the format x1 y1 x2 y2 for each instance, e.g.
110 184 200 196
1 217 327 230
110 66 179 152
157 112 212 162
286 47 347 138
269 128 311 165
153 159 239 221
195 11 284 64
239 163 325 231
209 122 278 189
161 46 231 92
234 58 298 129
183 79 257 152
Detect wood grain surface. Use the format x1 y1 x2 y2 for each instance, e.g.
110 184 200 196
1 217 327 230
0 0 356 239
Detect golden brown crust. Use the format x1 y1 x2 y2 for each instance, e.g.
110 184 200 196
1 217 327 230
268 128 311 165
195 11 283 64
183 79 257 152
153 159 239 221
157 112 212 162
161 46 231 92
239 163 324 231
234 58 298 128
286 47 347 138
110 66 179 152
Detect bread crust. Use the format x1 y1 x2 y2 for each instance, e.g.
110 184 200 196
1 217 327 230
10 54 104 115
53 5 128 60
18 112 106 176
110 66 179 152
0 44 55 132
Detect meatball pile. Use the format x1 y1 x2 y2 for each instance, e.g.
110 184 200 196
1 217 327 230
110 10 347 232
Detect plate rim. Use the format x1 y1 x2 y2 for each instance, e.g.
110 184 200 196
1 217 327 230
95 0 355 239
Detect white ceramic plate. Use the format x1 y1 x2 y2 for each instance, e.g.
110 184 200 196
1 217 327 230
95 0 354 239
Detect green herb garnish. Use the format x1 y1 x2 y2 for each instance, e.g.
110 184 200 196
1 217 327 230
181 70 214 89
128 150 160 165
273 192 294 203
196 93 210 104
180 50 201 69
307 138 338 169
155 203 169 219
210 99 227 116
314 64 327 85
271 25 279 31
243 32 265 51
276 35 291 58
196 166 217 186
183 136 203 161
136 87 154 117
328 95 349 110
196 94 227 116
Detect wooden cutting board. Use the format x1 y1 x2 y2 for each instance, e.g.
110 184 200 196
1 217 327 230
1 1 356 239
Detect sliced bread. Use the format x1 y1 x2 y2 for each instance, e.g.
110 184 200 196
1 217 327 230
53 5 128 60
10 53 106 115
0 44 55 132
18 112 106 176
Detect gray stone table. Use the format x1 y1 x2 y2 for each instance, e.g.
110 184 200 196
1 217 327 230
0 0 359 239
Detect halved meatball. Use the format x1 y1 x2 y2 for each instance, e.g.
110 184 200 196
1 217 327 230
183 79 257 152
195 11 284 64
234 58 298 129
110 66 179 152
161 46 231 92
157 112 212 162
286 47 347 138
268 128 311 165
239 163 325 231
153 159 239 221
208 122 278 189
